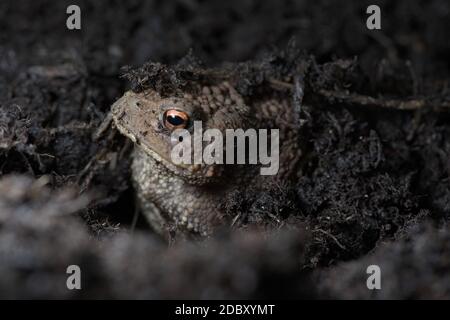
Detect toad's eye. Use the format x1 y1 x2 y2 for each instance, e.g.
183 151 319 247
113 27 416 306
163 109 189 130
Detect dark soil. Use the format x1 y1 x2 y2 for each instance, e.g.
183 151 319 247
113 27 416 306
0 0 449 299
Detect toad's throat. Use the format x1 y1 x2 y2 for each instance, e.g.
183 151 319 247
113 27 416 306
134 143 218 185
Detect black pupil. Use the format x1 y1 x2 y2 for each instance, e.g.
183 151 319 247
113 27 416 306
167 115 185 126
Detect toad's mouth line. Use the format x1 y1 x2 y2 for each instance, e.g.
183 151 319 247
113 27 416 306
114 122 186 172
138 141 201 175
115 124 216 184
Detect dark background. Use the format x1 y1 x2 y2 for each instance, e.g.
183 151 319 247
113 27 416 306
0 0 449 299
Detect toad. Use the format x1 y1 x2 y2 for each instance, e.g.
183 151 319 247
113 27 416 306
111 77 302 238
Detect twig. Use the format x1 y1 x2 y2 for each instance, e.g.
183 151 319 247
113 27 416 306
315 228 347 250
268 78 450 112
318 89 435 111
293 75 304 126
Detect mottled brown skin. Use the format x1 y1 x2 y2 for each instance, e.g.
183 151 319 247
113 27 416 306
111 81 301 237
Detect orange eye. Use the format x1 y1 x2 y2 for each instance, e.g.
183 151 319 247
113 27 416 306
163 109 189 130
